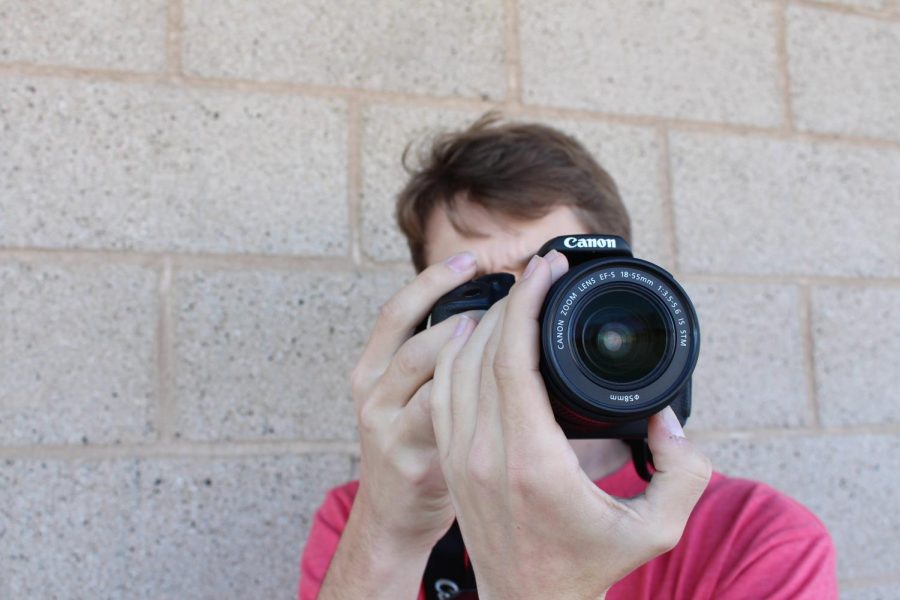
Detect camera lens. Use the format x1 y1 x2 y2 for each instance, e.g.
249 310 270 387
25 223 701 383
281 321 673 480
574 289 668 385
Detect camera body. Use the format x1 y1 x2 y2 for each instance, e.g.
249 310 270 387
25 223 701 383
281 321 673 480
427 234 700 440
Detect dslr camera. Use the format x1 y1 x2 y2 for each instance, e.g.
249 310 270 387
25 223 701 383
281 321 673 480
426 235 700 448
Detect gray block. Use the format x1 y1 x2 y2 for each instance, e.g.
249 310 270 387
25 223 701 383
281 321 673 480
0 0 167 71
789 6 900 141
699 433 900 580
182 0 506 99
685 281 810 431
173 267 410 441
0 261 157 445
812 286 900 426
0 453 351 599
519 0 782 126
0 77 348 256
361 105 669 267
671 133 900 277
842 582 900 600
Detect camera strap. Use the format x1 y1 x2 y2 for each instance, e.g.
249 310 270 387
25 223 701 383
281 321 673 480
423 521 478 600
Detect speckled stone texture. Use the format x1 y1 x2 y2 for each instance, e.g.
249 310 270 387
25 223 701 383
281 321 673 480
789 6 900 141
181 0 507 99
670 133 900 277
0 453 351 599
519 0 783 126
361 105 670 267
812 286 900 426
173 267 411 441
0 261 157 445
0 0 167 71
700 434 900 580
0 77 349 256
684 281 810 431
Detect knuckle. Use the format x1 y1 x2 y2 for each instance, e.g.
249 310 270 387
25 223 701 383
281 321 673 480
465 446 496 486
377 296 407 328
650 523 684 555
349 365 369 399
357 402 380 435
492 355 519 383
507 464 540 495
393 342 425 379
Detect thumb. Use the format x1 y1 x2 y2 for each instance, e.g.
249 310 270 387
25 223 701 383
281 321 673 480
632 406 712 543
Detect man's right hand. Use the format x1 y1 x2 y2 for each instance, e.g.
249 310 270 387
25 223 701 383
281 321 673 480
318 251 478 598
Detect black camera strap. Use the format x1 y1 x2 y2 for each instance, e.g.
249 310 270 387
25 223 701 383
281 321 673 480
423 521 478 600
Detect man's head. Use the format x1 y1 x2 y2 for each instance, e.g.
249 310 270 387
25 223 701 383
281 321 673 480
396 113 631 275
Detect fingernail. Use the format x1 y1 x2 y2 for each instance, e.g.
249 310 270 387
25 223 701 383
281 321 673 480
660 406 685 438
545 249 560 263
452 315 472 337
522 255 540 279
445 251 476 273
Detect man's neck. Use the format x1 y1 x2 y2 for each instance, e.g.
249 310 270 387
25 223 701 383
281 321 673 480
570 438 632 482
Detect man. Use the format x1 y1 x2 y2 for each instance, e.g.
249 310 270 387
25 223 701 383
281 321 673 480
299 115 837 599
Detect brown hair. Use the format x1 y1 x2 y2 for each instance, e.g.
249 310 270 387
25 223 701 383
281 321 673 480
395 112 632 272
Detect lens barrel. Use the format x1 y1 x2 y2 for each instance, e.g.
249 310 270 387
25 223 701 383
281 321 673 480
540 257 699 428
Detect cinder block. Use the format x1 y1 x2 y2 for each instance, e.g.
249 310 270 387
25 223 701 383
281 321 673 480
788 6 900 141
808 0 890 8
181 0 506 99
519 0 782 126
684 281 810 431
698 433 900 580
361 105 669 267
132 453 351 598
0 0 167 71
0 77 348 256
812 286 900 426
0 459 141 598
173 267 410 441
0 453 350 598
842 582 900 600
670 133 900 277
0 261 157 445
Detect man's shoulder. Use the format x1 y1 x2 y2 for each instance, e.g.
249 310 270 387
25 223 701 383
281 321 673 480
700 470 828 533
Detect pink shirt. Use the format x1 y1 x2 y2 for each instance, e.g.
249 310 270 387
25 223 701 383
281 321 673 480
299 460 837 599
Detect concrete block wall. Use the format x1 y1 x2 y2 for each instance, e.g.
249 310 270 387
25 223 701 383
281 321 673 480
1 1 897 597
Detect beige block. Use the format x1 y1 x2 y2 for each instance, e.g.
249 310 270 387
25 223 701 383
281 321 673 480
0 77 348 256
0 0 167 71
0 453 350 598
812 286 900 426
685 281 810 431
670 133 900 277
0 261 157 445
789 6 900 141
361 105 669 267
182 0 506 99
173 267 410 441
519 0 783 126
699 434 900 580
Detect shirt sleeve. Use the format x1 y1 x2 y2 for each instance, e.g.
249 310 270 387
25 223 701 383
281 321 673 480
713 488 838 599
298 482 358 600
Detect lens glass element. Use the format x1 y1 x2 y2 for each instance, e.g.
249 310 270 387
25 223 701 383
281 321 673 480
574 289 668 385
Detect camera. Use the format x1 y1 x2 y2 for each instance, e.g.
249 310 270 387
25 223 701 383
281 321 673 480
426 234 699 443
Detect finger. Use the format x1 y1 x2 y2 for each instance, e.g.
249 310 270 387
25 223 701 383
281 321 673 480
492 253 569 441
448 299 507 451
394 380 436 448
431 315 477 458
629 406 712 547
368 311 480 412
355 252 477 389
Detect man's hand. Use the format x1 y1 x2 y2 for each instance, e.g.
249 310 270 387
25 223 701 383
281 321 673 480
319 251 478 598
430 250 713 600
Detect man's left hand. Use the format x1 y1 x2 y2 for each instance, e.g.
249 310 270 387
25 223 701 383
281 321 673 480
430 250 713 600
